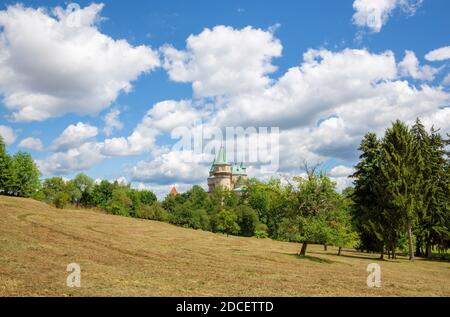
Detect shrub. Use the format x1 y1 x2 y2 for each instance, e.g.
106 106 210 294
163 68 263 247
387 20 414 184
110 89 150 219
53 192 69 209
255 223 269 239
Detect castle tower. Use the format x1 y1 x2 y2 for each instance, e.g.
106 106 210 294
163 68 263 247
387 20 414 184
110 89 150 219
208 146 232 192
208 146 248 193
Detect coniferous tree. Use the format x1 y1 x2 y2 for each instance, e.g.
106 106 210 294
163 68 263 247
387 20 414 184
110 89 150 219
351 133 385 256
379 120 418 260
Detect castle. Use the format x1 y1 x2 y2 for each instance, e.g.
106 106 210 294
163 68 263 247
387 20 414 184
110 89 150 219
207 146 248 193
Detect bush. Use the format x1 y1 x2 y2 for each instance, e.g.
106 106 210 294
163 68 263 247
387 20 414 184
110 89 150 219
255 230 269 239
255 223 269 239
53 192 69 209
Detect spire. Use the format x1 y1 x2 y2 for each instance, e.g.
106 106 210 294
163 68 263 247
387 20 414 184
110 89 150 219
169 186 178 197
214 145 228 165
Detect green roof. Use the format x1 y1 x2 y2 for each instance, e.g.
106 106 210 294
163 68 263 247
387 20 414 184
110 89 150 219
214 146 228 165
231 162 247 175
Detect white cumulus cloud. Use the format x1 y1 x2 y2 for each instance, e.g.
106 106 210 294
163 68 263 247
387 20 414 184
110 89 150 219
425 46 450 62
398 50 439 81
0 125 16 145
352 0 422 33
0 3 160 121
51 122 98 152
161 25 282 97
18 137 43 151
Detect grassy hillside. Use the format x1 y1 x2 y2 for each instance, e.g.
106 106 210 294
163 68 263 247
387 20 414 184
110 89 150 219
0 196 449 296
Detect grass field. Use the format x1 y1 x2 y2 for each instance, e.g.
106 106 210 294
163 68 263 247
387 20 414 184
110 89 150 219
1 195 449 296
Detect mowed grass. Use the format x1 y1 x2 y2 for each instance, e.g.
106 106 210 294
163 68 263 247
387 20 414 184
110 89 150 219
1 196 449 297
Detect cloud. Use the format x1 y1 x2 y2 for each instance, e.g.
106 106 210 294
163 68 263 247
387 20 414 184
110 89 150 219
128 149 210 185
425 46 450 62
0 125 16 145
103 109 123 136
0 3 160 121
214 48 399 129
161 25 282 97
328 165 355 192
442 73 450 86
352 0 422 33
37 142 105 176
101 99 205 156
398 50 439 81
51 122 98 152
18 137 43 151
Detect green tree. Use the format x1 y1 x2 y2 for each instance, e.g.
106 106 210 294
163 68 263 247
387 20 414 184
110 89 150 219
69 173 94 207
137 202 169 222
351 132 386 256
328 198 358 256
0 136 13 193
10 152 40 197
92 180 114 208
216 209 240 236
235 205 259 237
380 120 418 260
281 169 338 256
106 187 132 216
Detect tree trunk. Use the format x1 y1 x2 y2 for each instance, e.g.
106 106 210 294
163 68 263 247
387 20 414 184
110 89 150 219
380 246 385 260
387 249 390 259
338 247 342 256
407 224 415 261
323 244 327 251
300 242 308 256
426 243 432 259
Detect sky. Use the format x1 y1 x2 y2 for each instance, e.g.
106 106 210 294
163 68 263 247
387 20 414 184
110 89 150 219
0 0 449 198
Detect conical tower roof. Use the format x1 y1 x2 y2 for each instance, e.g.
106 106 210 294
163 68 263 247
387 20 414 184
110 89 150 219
214 145 229 165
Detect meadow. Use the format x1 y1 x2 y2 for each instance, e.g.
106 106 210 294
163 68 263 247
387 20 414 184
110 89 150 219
1 196 449 297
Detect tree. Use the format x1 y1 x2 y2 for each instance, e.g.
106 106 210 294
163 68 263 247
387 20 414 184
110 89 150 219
41 177 67 207
139 189 157 206
281 169 339 256
69 173 94 207
92 180 114 208
412 121 449 258
137 202 169 221
329 199 358 256
170 201 210 230
236 205 259 237
351 132 386 256
0 136 13 193
380 120 418 260
106 187 132 216
216 209 240 237
10 152 40 197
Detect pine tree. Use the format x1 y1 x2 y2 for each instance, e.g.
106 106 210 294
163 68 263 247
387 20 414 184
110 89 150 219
351 133 386 256
380 120 418 260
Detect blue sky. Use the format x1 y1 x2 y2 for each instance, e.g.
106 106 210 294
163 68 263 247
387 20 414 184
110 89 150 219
0 0 449 197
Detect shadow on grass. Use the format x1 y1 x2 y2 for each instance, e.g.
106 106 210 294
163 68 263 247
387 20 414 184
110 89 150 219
288 253 335 264
307 250 385 261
